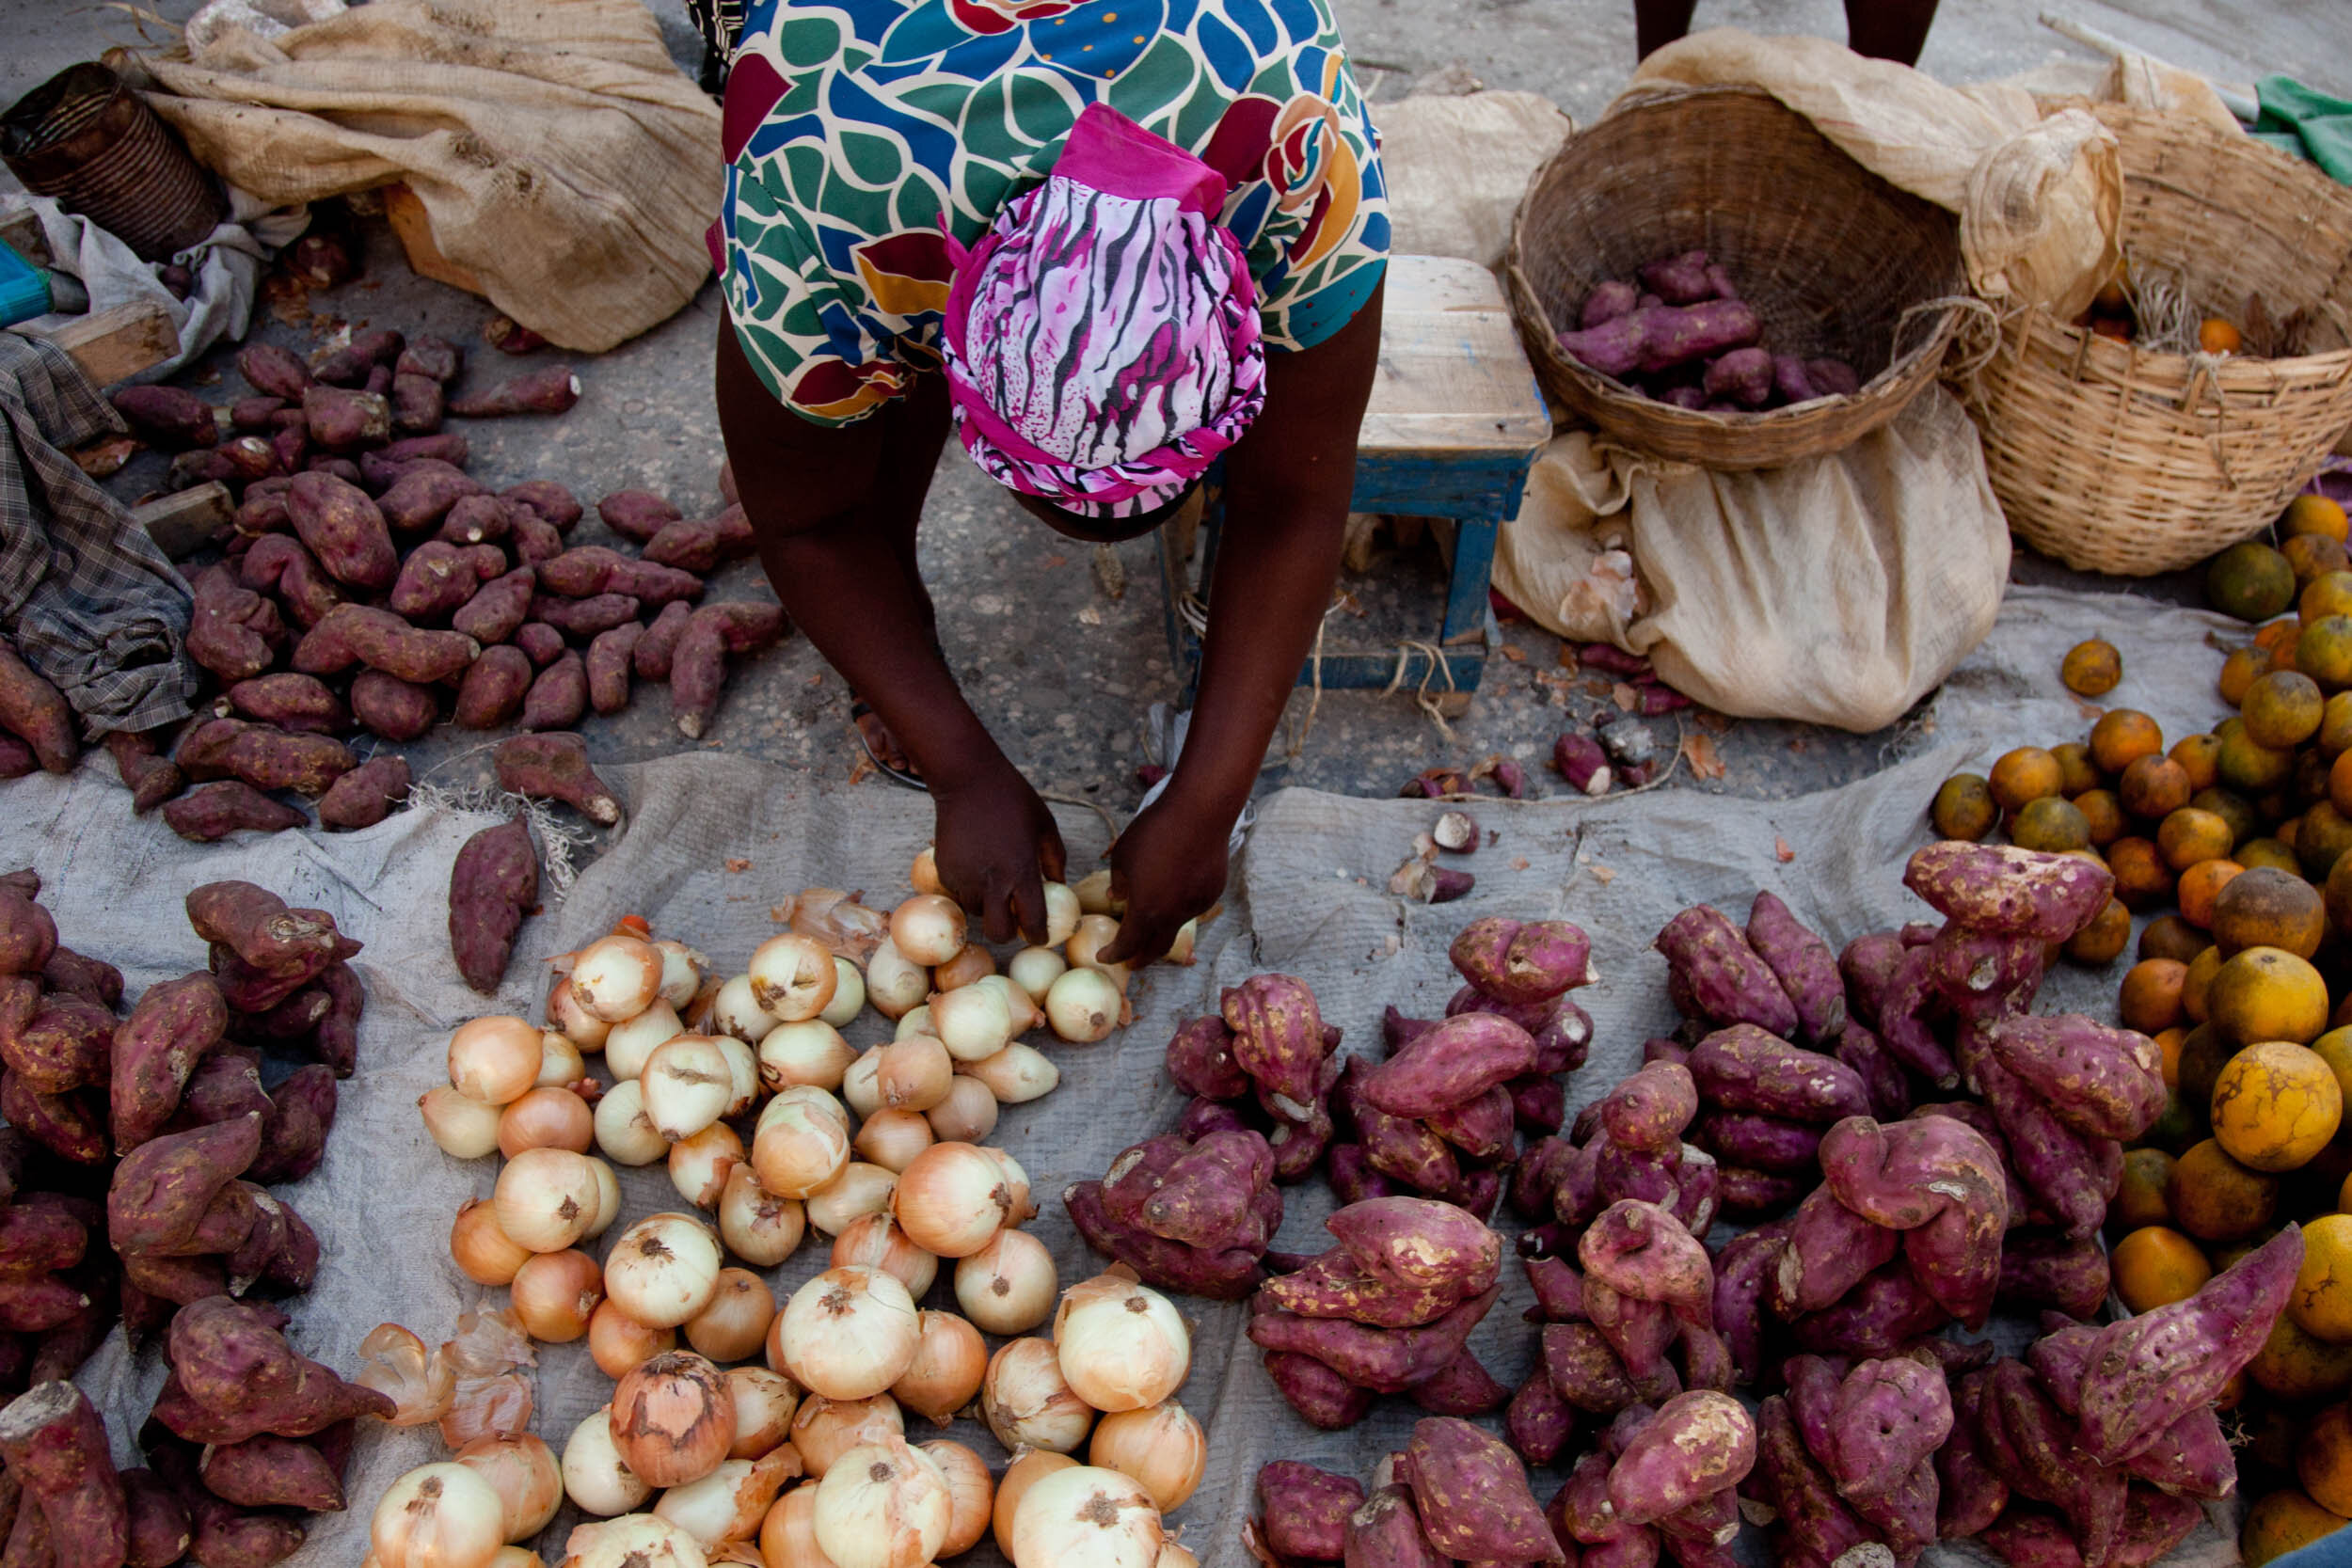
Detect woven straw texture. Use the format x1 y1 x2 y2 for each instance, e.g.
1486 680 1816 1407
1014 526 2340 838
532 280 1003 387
1505 84 1967 470
1967 107 2352 576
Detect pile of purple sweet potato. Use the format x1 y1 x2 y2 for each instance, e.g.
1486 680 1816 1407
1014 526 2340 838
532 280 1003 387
1554 249 1862 412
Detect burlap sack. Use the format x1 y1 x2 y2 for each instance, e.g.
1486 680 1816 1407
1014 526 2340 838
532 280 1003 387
139 0 721 352
1492 385 2011 730
1370 90 1575 270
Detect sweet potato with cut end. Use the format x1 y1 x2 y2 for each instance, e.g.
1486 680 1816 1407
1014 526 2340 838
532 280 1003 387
376 466 482 532
315 755 409 832
1657 908 1800 1037
1248 1286 1499 1393
1065 1179 1263 1298
521 651 587 730
198 1433 341 1511
0 1382 125 1568
1450 917 1595 1004
1405 1417 1565 1562
449 364 580 418
112 386 216 451
1985 1015 2164 1141
503 480 580 531
1904 841 2115 942
163 784 303 843
1255 1462 1364 1561
493 732 622 826
453 645 532 730
514 622 564 665
294 605 477 684
1341 1485 1448 1568
597 489 681 543
300 385 389 452
644 503 755 573
448 816 537 995
586 623 641 715
1360 1011 1536 1117
119 1469 189 1568
110 974 228 1151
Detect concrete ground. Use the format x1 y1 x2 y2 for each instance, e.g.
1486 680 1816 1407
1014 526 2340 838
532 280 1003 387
2 0 2340 831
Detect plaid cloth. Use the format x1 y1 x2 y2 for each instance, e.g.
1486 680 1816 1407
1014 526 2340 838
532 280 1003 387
0 332 197 738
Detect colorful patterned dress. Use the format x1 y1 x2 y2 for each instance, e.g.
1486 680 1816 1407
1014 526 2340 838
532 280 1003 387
710 0 1390 424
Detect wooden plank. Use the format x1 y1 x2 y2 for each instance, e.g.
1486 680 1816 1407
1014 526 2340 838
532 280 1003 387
24 299 178 387
132 482 234 560
0 208 50 270
1360 255 1551 458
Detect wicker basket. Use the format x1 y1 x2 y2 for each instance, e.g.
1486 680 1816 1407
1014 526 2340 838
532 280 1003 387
1966 109 2352 576
1505 85 1968 470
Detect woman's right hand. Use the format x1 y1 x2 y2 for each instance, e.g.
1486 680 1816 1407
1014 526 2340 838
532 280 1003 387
930 756 1068 945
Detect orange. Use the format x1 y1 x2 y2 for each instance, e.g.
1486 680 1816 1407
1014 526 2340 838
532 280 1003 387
2118 754 2193 820
2305 615 2352 692
2142 1087 2212 1154
2308 572 2352 624
2214 866 2328 959
2073 788 2126 847
2208 946 2332 1045
2170 734 2223 792
2289 495 2352 543
2219 721 2298 794
2328 752 2352 822
2213 1040 2344 1171
2200 316 2244 354
2191 786 2265 847
2111 1149 2175 1230
2266 615 2314 654
2138 912 2211 965
2010 796 2090 854
2118 958 2188 1033
2304 802 2352 881
2243 1489 2349 1567
2315 1029 2352 1115
2063 895 2132 966
2288 532 2352 588
2223 645 2277 705
2182 947 2226 1025
2060 638 2122 697
2177 858 2245 929
2327 852 2352 941
2294 1214 2352 1344
2051 741 2102 798
2212 543 2300 622
2253 1313 2352 1403
2300 1402 2352 1517
2247 671 2329 748
2178 1024 2233 1105
2155 1026 2188 1087
2327 692 2352 757
2107 836 2176 909
2157 807 2235 871
2088 709 2164 775
2110 1224 2209 1311
1929 773 1997 842
2243 837 2304 876
1987 748 2064 812
2169 1136 2280 1241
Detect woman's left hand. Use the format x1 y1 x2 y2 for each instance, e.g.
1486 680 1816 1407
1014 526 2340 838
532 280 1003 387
1099 791 1231 967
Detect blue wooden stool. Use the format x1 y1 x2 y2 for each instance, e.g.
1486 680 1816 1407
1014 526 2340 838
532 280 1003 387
1158 254 1552 701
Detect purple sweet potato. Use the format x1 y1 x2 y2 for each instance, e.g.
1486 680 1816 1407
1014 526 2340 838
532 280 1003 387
1166 1015 1248 1100
1772 1186 1899 1318
1342 1485 1448 1568
540 546 702 607
1639 251 1715 305
221 673 345 736
284 472 396 591
151 1438 305 1568
597 489 681 543
493 732 622 827
1263 1351 1374 1432
109 974 228 1151
155 1296 393 1443
163 784 303 843
315 755 410 832
185 883 356 981
388 541 484 621
1138 1129 1272 1249
238 534 341 628
1506 1371 1576 1466
1996 1230 2111 1320
185 569 284 685
1066 1179 1263 1299
587 623 642 715
1772 355 1820 404
453 645 531 730
1596 1059 1701 1154
1327 1196 1502 1293
1969 1046 2111 1240
1360 1012 1536 1117
1984 1015 2164 1142
644 504 755 574
1982 1357 2128 1567
300 386 389 452
1702 347 1773 407
1223 974 1330 1113
1745 892 1847 1043
530 593 638 641
1608 1390 1755 1527
1687 1024 1868 1126
1408 1346 1510 1416
1694 1110 1820 1174
119 1468 189 1568
294 606 476 684
1710 1222 1787 1386
395 336 463 383
0 1383 125 1568
520 651 586 730
3 996 113 1095
1261 1248 1476 1329
1752 1394 1881 1568
1903 842 2116 942
1449 917 1595 1005
1807 358 1862 396
514 622 564 666
390 372 442 436
1633 301 1760 373
197 1433 342 1511
448 816 537 994
1580 281 1640 329
669 601 787 738
436 495 510 549
0 733 37 779
105 1113 261 1257
40 946 119 1009
1254 1462 1364 1561
1820 1114 2009 1327
1424 1084 1514 1161
452 568 533 646
376 466 482 533
447 364 579 418
238 345 311 402
1404 1417 1564 1563
177 719 355 799
247 1065 336 1184
1836 1025 1911 1120
1657 908 1800 1037
305 962 361 1078
633 598 693 681
1938 1370 2010 1539
1248 1287 1499 1392
344 671 436 743
112 386 216 451
502 481 581 531
0 643 73 779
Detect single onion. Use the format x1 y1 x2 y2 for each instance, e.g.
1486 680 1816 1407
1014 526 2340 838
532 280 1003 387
926 1076 998 1145
812 1439 950 1568
563 1513 706 1568
548 976 612 1051
1163 919 1200 966
757 1021 855 1093
891 1312 986 1427
977 974 1043 1033
451 1199 530 1286
455 1433 562 1542
864 939 929 1022
759 1484 833 1568
510 1249 604 1342
493 1147 600 1253
357 1323 454 1428
1073 870 1120 915
497 1086 593 1158
537 1031 586 1088
373 1463 505 1568
993 1450 1075 1560
655 1451 800 1551
748 934 838 1022
670 1122 745 1211
1154 1544 1200 1568
841 1050 884 1118
929 985 1010 1063
1044 967 1123 1044
726 1366 800 1461
588 1301 675 1379
421 1085 502 1159
985 1148 1035 1223
1005 947 1067 1007
954 1228 1057 1335
1064 915 1132 990
644 1036 735 1142
804 1164 896 1238
1041 881 1082 945
586 1158 622 1238
910 847 945 896
851 1109 933 1173
787 1394 904 1479
958 1042 1059 1102
656 940 709 1009
981 1338 1094 1454
716 1036 760 1118
613 1351 736 1488
1054 1271 1189 1413
719 1166 805 1267
892 1006 936 1042
892 1142 1014 1258
605 1212 723 1328
594 1079 669 1166
1008 1466 1161 1568
931 943 994 992
493 1547 546 1568
572 935 665 1022
888 895 966 967
606 1001 686 1081
820 958 865 1028
562 1408 651 1516
1087 1402 1205 1512
689 1267 777 1363
450 1017 543 1105
752 1089 851 1199
919 1440 993 1559
778 1265 919 1401
828 1212 937 1300
709 974 779 1045
873 1036 952 1113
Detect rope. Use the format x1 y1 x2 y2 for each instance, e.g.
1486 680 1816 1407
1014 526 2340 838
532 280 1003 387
1381 641 1460 741
1899 293 2002 382
1286 612 1329 759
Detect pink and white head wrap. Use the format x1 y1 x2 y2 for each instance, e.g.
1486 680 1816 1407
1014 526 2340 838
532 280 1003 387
940 103 1266 520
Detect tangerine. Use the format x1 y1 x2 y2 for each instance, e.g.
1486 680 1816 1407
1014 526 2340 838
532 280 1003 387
2110 1224 2209 1311
2288 495 2352 543
1929 773 1997 842
2247 671 2328 748
2119 754 2193 820
2111 1149 2175 1231
2214 866 2328 959
2177 858 2245 929
2051 741 2101 797
2010 796 2090 854
2298 1402 2352 1518
2243 837 2304 876
2170 733 2223 791
2200 317 2244 354
2212 543 2299 622
2073 788 2126 847
2213 1040 2344 1171
2304 615 2352 691
2292 1213 2352 1343
2157 806 2235 871
2223 645 2277 705
2288 533 2352 588
2060 639 2122 697
1988 748 2064 812
2137 912 2212 965
2118 959 2189 1033
2063 895 2132 966
2242 1489 2349 1567
2088 709 2165 774
2169 1135 2279 1242
2306 571 2352 624
2209 946 2332 1045
2106 836 2176 909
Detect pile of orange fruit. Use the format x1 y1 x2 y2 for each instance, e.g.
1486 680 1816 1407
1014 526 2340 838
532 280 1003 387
1932 489 2352 1565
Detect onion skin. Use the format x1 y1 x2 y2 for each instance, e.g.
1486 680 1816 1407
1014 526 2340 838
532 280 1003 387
612 1351 737 1489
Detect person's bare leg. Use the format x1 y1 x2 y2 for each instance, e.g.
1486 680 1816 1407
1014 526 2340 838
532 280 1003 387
1634 0 1699 58
1843 0 1939 64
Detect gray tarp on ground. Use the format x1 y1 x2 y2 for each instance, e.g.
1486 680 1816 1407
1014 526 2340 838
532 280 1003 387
0 582 2244 1568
